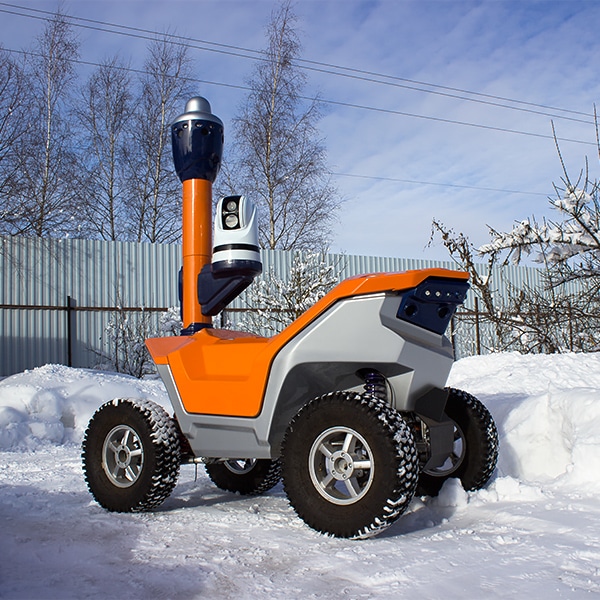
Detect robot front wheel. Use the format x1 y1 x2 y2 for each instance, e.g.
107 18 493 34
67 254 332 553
82 398 181 512
281 391 420 539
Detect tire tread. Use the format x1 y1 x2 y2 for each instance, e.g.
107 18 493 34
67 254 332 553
282 391 419 539
82 398 181 512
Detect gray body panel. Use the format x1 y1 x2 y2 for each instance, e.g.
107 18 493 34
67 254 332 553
159 290 456 460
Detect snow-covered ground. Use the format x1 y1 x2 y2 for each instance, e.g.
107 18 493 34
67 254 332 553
1 353 600 599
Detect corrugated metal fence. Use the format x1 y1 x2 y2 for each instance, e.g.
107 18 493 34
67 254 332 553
0 236 181 376
1 234 551 377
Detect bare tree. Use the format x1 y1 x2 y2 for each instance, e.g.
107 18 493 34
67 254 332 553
74 56 133 241
481 117 600 296
231 251 339 335
430 220 510 348
124 36 193 243
223 1 340 251
0 47 28 235
434 112 600 354
430 220 498 319
15 10 81 238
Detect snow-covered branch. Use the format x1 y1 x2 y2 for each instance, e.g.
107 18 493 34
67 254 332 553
230 251 340 335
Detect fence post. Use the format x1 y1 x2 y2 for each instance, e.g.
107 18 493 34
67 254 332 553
474 297 481 356
66 296 76 367
568 302 574 351
450 315 457 359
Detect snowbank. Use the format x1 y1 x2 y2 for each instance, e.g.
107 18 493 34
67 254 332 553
1 353 599 495
2 353 600 599
448 352 600 494
0 364 169 451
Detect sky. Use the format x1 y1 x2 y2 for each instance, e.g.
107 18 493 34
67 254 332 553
1 0 600 261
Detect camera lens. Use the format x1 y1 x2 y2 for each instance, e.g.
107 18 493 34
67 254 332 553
225 214 239 228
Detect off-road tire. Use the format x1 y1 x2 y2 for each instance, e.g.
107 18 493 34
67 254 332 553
82 398 181 512
282 391 419 539
205 459 281 495
417 388 498 497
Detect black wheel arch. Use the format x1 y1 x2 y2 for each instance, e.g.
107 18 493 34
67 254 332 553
267 361 408 455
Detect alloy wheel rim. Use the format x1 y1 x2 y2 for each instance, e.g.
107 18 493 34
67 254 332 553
102 425 144 488
423 423 466 477
308 426 375 505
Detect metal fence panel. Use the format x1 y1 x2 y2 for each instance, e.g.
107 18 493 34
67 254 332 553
1 236 181 376
1 235 562 377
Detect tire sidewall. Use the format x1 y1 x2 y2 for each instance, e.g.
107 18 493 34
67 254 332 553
83 401 160 512
283 393 416 537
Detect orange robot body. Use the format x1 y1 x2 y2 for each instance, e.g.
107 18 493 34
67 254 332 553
147 329 270 417
146 268 469 418
82 96 498 540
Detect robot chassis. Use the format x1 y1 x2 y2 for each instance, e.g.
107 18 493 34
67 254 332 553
82 97 498 539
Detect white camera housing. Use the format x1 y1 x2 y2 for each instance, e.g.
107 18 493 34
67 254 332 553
212 195 261 277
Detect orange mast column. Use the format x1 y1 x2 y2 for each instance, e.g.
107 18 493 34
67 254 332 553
181 178 213 330
171 97 224 335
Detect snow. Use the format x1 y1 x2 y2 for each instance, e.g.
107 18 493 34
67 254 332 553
477 187 600 266
1 353 600 598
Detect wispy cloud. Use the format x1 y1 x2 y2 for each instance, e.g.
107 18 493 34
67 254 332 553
1 0 599 260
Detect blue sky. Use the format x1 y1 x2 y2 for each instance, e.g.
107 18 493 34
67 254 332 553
2 0 600 261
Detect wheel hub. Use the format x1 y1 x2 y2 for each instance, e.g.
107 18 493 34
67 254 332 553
102 424 144 489
116 446 131 469
329 451 354 480
308 426 375 505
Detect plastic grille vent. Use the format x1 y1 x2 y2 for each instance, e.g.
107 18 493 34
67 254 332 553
397 277 469 335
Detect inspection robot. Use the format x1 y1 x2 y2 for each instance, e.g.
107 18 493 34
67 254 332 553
82 97 498 539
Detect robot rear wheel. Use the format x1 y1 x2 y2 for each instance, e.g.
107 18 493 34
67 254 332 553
82 398 181 512
417 387 498 496
205 458 281 495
